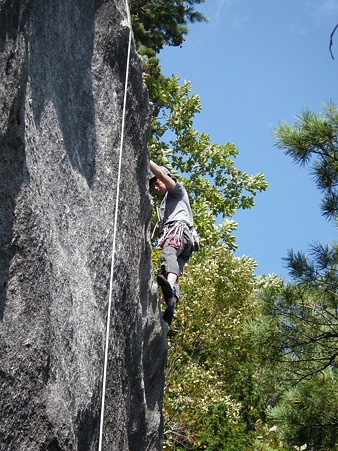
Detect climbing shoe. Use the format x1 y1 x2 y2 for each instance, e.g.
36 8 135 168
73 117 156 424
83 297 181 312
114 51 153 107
163 304 175 326
157 274 176 300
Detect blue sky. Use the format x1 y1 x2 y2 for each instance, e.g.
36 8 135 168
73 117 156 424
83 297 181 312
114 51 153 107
159 0 338 279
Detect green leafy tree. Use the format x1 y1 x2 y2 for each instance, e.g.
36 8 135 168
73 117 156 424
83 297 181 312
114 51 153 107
248 247 338 449
252 242 338 387
163 246 268 450
268 368 338 450
261 102 338 383
274 101 338 222
248 224 338 448
248 103 338 449
130 0 206 57
149 76 268 250
129 3 272 448
129 1 268 250
129 0 206 112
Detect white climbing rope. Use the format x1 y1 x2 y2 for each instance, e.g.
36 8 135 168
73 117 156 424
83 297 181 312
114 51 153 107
98 3 132 450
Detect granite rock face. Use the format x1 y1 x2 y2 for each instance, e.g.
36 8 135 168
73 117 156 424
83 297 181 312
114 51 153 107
0 0 167 449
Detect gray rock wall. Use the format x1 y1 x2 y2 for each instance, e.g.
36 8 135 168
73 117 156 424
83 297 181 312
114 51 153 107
0 0 167 449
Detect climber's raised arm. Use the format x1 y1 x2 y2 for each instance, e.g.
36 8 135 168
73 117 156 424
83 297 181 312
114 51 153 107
149 160 176 191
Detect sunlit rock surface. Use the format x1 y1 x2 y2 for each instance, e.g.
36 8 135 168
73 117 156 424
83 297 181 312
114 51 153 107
0 0 167 449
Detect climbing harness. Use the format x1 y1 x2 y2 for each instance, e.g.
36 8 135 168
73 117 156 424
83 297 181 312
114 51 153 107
98 3 132 450
159 221 186 249
159 221 200 253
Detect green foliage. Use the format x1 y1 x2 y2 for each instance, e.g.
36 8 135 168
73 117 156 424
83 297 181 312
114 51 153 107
129 0 206 56
252 243 338 388
132 4 338 447
149 76 268 250
198 403 251 451
163 246 267 449
130 2 272 448
249 104 338 448
274 101 338 221
130 0 267 250
268 368 338 450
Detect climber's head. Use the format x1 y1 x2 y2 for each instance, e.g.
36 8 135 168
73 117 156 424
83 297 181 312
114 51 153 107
149 167 171 197
150 178 167 196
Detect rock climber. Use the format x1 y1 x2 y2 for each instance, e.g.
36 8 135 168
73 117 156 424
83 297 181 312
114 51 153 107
149 160 197 327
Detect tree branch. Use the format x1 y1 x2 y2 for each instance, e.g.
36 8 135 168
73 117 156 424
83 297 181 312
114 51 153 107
329 23 338 60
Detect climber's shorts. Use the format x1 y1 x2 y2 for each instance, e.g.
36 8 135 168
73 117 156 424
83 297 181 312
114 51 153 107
159 228 192 299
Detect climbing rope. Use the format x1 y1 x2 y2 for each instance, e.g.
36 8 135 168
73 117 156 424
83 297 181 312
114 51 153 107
98 3 132 450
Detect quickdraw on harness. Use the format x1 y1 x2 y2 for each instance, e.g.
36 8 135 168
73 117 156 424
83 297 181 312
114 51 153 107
158 221 187 249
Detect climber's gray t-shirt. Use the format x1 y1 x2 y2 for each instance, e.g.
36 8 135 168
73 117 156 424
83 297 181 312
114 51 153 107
159 181 193 227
